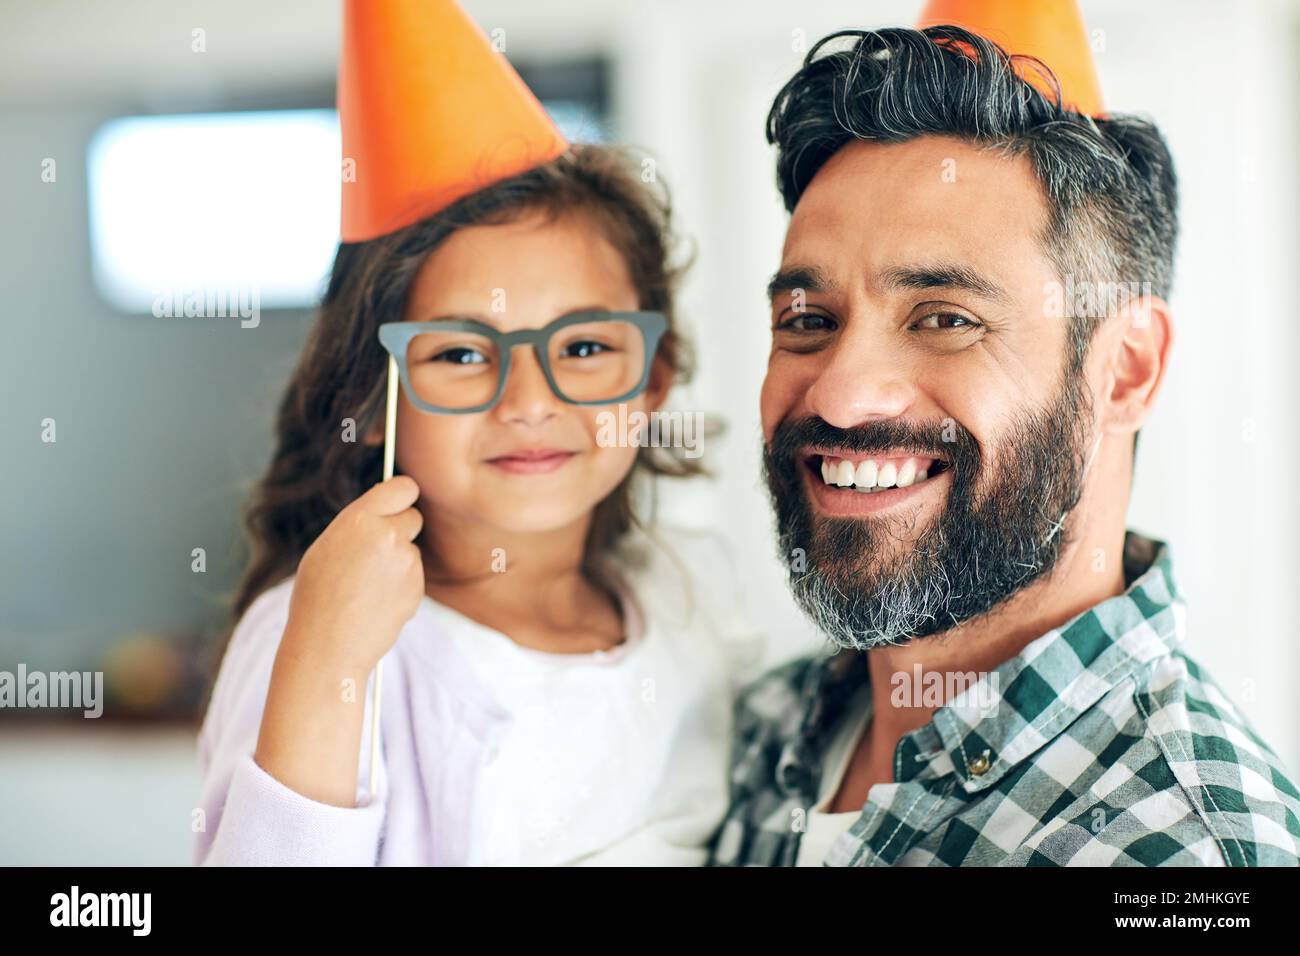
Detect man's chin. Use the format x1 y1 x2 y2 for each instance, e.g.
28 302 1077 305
803 537 904 586
803 505 938 566
781 530 946 649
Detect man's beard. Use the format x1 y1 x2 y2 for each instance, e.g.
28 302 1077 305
762 372 1094 650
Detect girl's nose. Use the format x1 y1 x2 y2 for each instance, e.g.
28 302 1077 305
493 346 563 427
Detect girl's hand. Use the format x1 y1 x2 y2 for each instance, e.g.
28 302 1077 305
254 476 423 808
285 474 426 670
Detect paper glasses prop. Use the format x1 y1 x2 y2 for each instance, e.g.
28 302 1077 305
364 309 667 793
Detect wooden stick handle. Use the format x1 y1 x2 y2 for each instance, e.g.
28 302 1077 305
368 354 399 797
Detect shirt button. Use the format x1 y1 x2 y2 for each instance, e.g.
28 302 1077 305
485 744 500 765
968 751 991 776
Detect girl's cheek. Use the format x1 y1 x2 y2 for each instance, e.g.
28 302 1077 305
595 440 639 474
394 410 474 491
582 403 632 455
580 406 642 477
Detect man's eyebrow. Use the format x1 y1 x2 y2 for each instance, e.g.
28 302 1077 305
767 266 837 301
879 263 1012 304
767 263 1010 306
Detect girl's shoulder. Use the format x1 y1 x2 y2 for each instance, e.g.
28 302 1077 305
196 576 296 767
231 575 297 646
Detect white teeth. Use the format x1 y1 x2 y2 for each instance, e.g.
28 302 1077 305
820 455 939 491
854 459 878 489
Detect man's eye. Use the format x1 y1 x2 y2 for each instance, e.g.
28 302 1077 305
433 347 489 365
914 312 979 330
774 313 836 333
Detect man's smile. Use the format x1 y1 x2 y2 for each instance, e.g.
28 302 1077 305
801 449 953 516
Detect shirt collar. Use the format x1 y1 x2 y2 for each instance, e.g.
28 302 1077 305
790 530 1185 797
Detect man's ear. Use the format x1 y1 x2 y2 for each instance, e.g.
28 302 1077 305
1099 295 1174 436
644 354 674 413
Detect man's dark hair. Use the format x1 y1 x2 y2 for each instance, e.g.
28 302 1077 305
767 24 1179 397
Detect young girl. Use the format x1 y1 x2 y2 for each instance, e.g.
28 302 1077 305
193 129 765 863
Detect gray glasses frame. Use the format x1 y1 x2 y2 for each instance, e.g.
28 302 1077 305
378 310 667 414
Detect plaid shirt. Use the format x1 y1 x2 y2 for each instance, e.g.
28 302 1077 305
709 531 1300 866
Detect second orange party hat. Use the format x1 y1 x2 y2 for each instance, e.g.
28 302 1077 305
916 0 1106 118
338 0 570 242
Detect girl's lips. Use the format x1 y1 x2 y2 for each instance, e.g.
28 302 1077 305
486 451 576 475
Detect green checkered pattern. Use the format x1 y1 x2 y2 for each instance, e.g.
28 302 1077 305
709 532 1300 866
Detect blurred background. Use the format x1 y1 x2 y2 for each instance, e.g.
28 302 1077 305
2 0 1297 865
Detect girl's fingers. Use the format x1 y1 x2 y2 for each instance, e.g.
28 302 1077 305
391 506 424 542
359 474 421 515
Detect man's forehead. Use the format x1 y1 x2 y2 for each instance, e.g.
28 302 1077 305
780 136 1052 294
802 134 1041 194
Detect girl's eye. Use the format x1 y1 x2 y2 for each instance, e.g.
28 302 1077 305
774 313 837 333
433 347 489 365
913 312 980 330
560 340 611 358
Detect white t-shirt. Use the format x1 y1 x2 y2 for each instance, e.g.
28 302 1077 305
195 524 765 867
794 687 871 867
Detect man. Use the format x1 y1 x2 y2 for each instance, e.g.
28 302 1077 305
709 4 1300 866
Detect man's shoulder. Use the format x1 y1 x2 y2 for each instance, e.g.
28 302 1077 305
1135 649 1300 865
1007 648 1300 866
732 649 830 738
707 651 832 867
721 650 833 803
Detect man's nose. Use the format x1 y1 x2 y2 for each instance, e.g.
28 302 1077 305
803 326 916 429
493 345 562 426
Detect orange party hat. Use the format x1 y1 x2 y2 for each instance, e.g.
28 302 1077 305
916 0 1105 117
338 0 570 242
